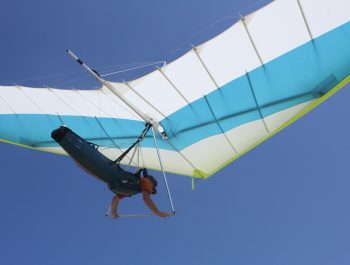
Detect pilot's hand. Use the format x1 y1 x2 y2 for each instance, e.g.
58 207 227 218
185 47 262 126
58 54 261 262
158 212 170 219
110 213 119 219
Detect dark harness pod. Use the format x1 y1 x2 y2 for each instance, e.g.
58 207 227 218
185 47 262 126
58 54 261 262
51 126 141 197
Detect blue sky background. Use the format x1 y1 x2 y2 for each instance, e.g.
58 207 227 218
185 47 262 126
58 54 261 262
1 1 350 264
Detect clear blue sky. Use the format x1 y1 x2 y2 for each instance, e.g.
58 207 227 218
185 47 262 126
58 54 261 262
1 1 350 264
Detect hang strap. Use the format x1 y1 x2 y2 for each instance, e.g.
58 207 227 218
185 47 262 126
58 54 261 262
113 122 152 165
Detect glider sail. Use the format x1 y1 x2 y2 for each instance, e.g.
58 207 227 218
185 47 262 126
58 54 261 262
1 0 350 178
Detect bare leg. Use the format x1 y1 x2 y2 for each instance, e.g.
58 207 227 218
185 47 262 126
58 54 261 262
110 195 120 218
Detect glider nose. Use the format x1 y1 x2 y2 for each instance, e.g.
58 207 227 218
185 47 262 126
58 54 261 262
51 126 70 142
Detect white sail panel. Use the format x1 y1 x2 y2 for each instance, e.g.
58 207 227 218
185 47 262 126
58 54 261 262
196 20 261 87
181 134 236 173
300 0 350 38
226 120 269 153
51 88 106 117
264 100 314 132
0 94 13 113
244 0 311 64
101 84 146 121
76 89 135 119
0 86 42 114
21 87 74 115
109 81 165 122
136 148 195 177
162 50 217 103
128 70 188 117
0 85 145 120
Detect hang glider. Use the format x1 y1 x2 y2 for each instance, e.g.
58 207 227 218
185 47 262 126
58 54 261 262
1 0 349 178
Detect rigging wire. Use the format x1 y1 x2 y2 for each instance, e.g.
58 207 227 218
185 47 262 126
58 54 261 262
53 74 93 88
163 0 272 62
47 60 165 88
101 61 166 77
5 60 166 86
4 0 271 89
